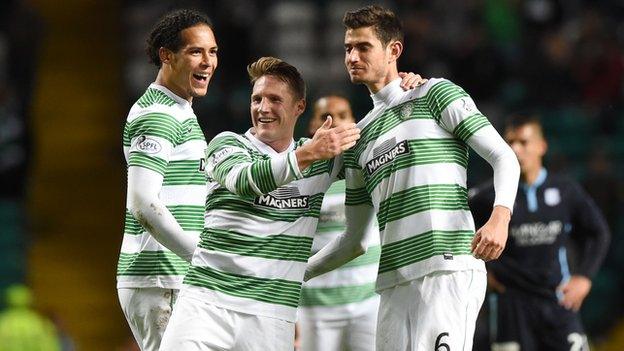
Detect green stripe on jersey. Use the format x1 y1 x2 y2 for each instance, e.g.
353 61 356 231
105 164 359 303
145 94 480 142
300 282 376 307
137 87 176 108
199 228 313 262
377 184 469 231
425 80 469 122
123 205 203 235
117 251 188 276
353 80 468 160
364 139 468 194
378 230 474 273
345 187 372 206
184 265 302 308
163 160 206 185
302 159 334 178
180 118 206 143
206 188 323 222
128 152 168 175
453 113 491 142
126 113 182 145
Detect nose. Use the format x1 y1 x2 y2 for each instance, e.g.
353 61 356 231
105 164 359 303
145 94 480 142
346 49 359 64
257 97 269 113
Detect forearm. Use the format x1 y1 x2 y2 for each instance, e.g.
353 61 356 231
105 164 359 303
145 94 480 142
214 151 303 197
128 167 199 262
304 203 374 280
467 127 520 211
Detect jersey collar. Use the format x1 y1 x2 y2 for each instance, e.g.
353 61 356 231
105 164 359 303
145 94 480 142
244 128 295 156
149 83 193 109
371 78 403 108
521 167 548 191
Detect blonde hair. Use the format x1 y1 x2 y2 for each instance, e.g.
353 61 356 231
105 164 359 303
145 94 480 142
247 57 306 100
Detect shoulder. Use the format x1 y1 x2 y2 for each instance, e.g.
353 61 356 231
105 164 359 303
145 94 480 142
208 131 248 148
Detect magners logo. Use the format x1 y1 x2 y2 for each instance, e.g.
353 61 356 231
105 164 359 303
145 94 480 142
254 187 309 210
365 138 410 175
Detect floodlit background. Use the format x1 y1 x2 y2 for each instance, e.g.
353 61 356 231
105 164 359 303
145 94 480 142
1 0 622 350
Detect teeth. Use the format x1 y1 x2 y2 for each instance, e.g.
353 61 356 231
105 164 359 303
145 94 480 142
259 118 276 123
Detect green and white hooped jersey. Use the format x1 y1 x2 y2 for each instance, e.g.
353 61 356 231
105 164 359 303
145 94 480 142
346 78 488 292
117 83 207 289
299 180 380 321
183 130 339 322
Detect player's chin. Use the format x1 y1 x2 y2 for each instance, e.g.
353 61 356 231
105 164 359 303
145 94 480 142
190 87 209 97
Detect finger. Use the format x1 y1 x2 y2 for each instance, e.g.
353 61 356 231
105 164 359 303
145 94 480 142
320 115 333 130
480 244 498 261
417 78 428 86
336 126 361 139
340 141 357 151
340 135 361 147
398 72 407 78
471 232 482 252
331 122 357 134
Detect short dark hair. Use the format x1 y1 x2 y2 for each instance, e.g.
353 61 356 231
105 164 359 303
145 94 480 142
343 5 404 46
506 113 545 137
146 9 213 68
247 57 306 100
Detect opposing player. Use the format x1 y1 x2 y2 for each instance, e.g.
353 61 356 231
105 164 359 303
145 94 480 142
470 114 610 351
298 95 380 351
116 9 217 351
159 57 360 351
304 5 521 350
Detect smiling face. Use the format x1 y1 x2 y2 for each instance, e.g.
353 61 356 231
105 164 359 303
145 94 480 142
344 26 399 92
250 75 305 152
160 24 218 101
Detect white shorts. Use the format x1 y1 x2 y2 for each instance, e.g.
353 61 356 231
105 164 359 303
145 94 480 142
160 291 295 351
299 301 378 351
376 270 486 351
117 287 178 351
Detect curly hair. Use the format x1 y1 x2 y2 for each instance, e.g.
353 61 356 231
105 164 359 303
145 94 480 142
247 57 306 100
146 9 213 68
343 5 403 46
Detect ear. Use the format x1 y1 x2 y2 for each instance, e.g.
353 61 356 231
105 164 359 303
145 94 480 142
540 139 548 156
388 40 403 63
159 47 173 66
295 99 306 117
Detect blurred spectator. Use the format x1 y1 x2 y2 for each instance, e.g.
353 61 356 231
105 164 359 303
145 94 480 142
0 284 61 351
0 0 43 293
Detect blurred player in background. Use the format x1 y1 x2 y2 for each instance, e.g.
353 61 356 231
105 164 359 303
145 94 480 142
116 9 217 351
305 5 520 350
298 95 380 351
159 57 361 351
470 114 610 351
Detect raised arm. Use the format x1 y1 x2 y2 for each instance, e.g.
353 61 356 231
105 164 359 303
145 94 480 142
206 118 360 197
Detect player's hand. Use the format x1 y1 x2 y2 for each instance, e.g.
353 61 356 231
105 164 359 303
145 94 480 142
398 72 428 90
558 275 592 311
294 322 301 350
471 205 511 261
295 116 360 170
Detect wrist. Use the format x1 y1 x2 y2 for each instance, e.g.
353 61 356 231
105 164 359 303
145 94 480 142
295 144 316 171
490 205 511 223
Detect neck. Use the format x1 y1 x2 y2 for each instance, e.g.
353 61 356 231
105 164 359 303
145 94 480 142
522 165 542 186
367 66 399 94
155 69 192 103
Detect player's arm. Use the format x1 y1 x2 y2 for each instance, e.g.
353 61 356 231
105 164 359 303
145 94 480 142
125 113 198 262
304 155 373 281
206 118 359 197
558 181 611 311
432 79 520 261
128 166 198 262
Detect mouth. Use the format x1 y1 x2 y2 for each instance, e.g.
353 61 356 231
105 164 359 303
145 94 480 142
257 117 277 125
192 72 210 84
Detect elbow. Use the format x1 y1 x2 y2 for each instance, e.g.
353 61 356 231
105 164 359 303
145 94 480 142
354 241 367 258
